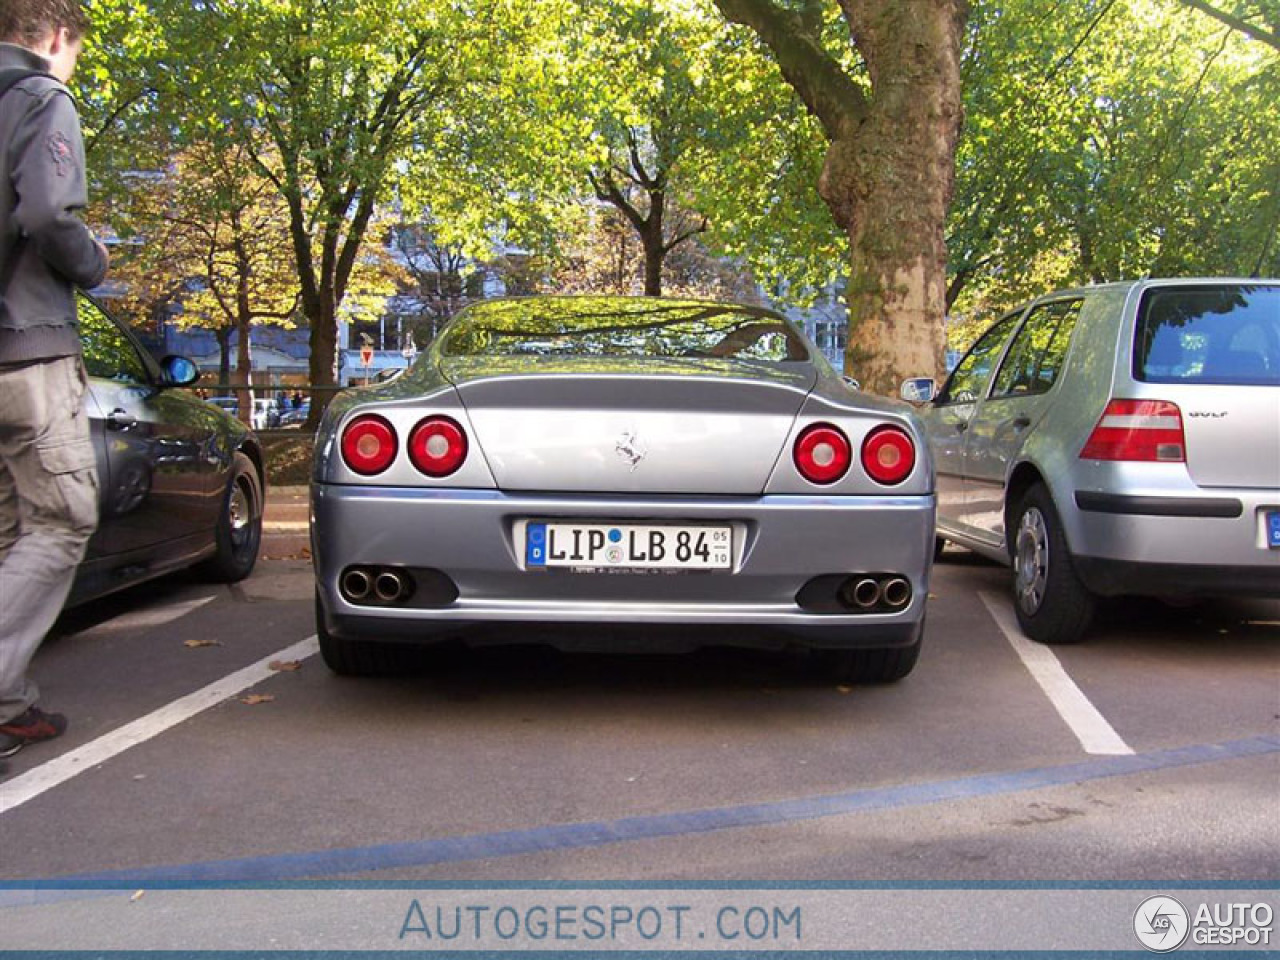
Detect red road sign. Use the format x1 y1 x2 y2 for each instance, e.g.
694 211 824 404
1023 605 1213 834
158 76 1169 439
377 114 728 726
360 345 373 366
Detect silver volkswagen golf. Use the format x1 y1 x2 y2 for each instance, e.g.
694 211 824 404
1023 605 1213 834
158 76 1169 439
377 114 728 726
912 279 1279 645
311 296 934 681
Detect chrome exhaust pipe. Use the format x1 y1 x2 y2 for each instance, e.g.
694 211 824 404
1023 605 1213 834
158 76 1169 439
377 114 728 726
882 577 911 609
849 578 882 609
341 568 372 602
374 570 405 603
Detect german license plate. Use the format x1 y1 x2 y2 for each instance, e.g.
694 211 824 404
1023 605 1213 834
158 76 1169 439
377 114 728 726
525 521 732 570
1267 511 1280 549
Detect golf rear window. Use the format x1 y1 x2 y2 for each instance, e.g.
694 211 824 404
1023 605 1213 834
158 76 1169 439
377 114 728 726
443 297 810 362
1134 285 1280 385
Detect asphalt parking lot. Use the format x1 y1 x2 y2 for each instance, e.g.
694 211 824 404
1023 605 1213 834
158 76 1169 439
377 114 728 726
0 495 1276 885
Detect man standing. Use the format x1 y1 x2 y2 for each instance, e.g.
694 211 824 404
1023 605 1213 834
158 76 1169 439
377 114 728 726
0 0 108 770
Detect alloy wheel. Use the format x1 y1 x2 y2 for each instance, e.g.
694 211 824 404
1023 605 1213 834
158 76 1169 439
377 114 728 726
1015 506 1049 615
228 476 253 548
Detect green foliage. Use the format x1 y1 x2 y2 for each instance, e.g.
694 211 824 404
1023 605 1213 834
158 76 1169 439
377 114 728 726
74 0 1278 366
950 0 1280 333
76 0 166 216
686 16 845 301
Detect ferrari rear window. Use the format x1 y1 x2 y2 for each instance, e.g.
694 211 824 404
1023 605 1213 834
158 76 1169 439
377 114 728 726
442 297 811 363
1135 285 1280 385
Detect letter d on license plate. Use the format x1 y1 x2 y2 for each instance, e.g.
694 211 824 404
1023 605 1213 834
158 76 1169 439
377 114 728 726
525 521 732 570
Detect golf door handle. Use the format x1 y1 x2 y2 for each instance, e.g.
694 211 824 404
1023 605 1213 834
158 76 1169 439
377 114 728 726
107 408 137 430
1011 415 1032 430
951 420 968 433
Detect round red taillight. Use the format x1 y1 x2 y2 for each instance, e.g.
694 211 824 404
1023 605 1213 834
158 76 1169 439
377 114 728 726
341 415 398 475
793 423 852 485
861 425 916 485
408 415 468 477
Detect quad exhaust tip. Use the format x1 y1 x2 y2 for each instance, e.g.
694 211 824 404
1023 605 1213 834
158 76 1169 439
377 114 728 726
847 578 881 609
374 570 406 603
341 566 417 606
883 577 911 609
835 574 912 613
341 568 372 602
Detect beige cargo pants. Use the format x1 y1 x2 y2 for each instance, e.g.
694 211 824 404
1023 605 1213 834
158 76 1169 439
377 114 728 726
0 355 98 724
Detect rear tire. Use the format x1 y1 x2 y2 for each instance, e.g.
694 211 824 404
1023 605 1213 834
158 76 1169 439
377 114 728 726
315 591 418 677
1010 483 1094 645
202 452 262 583
813 618 924 684
933 536 948 561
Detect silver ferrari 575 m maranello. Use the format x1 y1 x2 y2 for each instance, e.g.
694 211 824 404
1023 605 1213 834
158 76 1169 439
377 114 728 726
311 296 935 682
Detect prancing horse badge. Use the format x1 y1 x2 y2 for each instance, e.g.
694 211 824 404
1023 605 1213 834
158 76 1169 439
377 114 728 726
615 429 647 471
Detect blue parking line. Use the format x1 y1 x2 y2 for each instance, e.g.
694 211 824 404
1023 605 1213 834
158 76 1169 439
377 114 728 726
12 735 1278 888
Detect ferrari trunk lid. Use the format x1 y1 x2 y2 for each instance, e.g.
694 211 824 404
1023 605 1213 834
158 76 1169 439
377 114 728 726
441 357 816 494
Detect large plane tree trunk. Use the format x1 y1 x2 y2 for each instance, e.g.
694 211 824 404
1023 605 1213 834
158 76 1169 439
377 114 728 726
716 0 966 394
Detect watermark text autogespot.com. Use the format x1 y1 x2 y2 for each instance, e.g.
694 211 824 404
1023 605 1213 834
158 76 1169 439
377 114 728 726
398 899 802 946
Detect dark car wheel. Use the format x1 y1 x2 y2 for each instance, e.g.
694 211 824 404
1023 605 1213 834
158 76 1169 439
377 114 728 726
315 591 420 677
202 451 263 583
933 536 948 561
812 618 924 684
1010 483 1094 645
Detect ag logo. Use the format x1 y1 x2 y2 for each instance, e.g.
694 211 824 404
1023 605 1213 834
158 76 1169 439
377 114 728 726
1134 896 1190 952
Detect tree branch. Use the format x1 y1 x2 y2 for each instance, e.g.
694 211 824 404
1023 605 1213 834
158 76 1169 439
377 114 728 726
662 215 709 255
589 169 649 233
713 0 867 139
84 86 156 157
1178 0 1280 49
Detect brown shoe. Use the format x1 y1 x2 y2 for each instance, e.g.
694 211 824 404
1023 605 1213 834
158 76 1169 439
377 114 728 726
0 706 68 757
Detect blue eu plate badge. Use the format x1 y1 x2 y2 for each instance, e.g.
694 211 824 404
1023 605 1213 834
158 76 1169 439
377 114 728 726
1267 511 1280 549
526 522 548 566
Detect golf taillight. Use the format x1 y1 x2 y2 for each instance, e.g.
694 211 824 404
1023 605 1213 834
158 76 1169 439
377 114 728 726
1080 399 1185 462
408 415 468 477
341 415 398 475
861 426 916 485
793 423 852 484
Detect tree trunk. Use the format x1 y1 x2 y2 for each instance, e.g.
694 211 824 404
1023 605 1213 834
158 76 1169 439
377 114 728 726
715 0 966 395
305 295 339 430
829 6 963 394
216 326 232 390
642 234 664 297
233 320 253 427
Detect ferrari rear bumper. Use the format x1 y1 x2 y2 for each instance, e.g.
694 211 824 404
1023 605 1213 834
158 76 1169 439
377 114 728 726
312 483 934 649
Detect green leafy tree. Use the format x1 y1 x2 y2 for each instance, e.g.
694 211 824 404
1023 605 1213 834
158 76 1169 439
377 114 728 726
109 139 301 422
149 0 568 423
546 202 758 301
949 0 1279 331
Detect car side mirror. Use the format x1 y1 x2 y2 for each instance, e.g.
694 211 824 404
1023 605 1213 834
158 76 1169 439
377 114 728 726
900 377 936 404
159 355 199 388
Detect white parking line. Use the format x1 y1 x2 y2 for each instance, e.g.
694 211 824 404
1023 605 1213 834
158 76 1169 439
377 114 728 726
0 636 320 815
93 595 217 632
979 592 1134 756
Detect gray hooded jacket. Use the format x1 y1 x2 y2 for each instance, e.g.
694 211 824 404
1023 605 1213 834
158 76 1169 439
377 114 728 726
0 42 108 365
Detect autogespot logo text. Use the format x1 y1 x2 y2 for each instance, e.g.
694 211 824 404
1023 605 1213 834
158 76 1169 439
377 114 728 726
1134 896 1191 953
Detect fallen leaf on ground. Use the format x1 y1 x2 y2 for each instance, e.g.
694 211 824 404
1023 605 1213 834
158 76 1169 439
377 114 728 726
183 638 221 648
240 694 275 705
130 890 145 903
836 685 853 695
269 660 302 672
